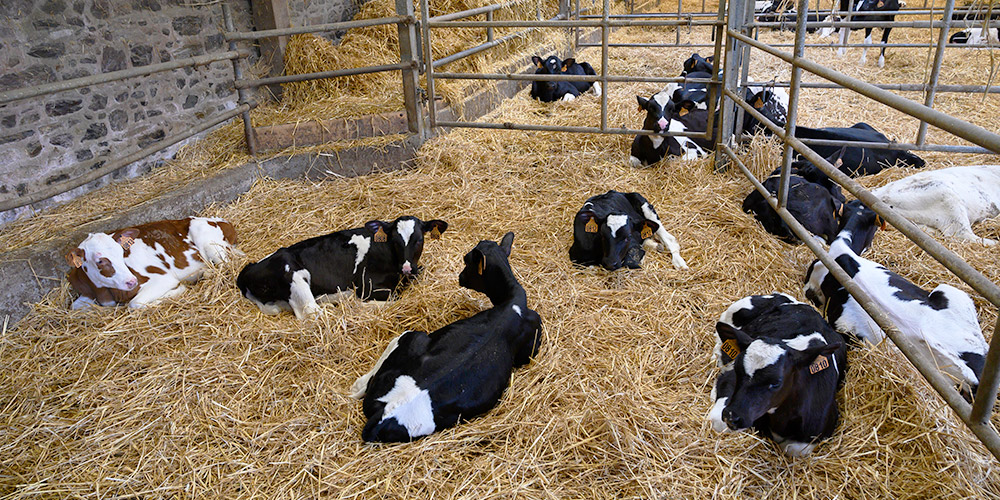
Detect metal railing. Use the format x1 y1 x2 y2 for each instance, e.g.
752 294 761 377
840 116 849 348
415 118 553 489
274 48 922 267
717 0 1000 460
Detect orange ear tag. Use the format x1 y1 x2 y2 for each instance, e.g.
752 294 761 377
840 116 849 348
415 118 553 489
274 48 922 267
477 258 485 275
585 218 599 233
754 98 764 109
374 227 387 243
640 225 653 239
120 235 134 251
70 254 84 268
721 339 741 360
679 107 689 117
429 226 442 240
637 105 644 112
809 354 830 374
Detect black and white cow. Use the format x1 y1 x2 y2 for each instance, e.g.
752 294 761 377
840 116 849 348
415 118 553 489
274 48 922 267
741 149 848 245
349 232 542 442
740 87 789 136
629 91 716 165
949 27 1000 45
872 165 1000 245
570 190 688 270
793 122 925 176
708 293 847 457
236 216 448 319
803 202 988 399
681 53 715 76
835 0 904 67
530 54 601 102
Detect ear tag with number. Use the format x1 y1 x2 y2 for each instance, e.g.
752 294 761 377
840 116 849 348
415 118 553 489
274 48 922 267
640 225 653 239
585 218 599 233
119 235 134 251
430 226 442 240
754 97 764 109
809 354 830 374
70 253 83 268
477 257 485 275
374 227 387 243
679 107 689 117
721 339 741 360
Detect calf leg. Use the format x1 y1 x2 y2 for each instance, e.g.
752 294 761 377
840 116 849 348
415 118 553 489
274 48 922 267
188 218 235 265
878 27 892 68
71 295 100 310
837 27 850 56
288 269 320 319
128 278 187 308
860 28 873 65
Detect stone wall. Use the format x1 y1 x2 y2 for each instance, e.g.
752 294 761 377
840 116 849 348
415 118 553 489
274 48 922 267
0 0 255 225
288 0 362 39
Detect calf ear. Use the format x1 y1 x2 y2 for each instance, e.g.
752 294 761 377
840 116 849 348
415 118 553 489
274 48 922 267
499 232 515 257
790 341 842 369
576 210 598 233
65 248 86 268
716 322 753 361
825 145 848 169
706 55 714 63
423 219 448 240
677 100 695 117
532 56 543 68
636 219 659 240
561 58 575 71
636 95 649 112
365 220 387 242
116 228 140 250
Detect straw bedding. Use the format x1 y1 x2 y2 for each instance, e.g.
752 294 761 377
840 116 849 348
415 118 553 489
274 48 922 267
3 1 1000 498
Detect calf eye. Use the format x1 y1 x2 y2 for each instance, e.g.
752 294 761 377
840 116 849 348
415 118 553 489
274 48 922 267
768 382 781 390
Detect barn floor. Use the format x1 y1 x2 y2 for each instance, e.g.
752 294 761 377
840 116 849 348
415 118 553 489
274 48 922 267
3 3 1000 498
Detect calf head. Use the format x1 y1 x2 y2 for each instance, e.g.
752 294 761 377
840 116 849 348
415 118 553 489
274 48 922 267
459 231 515 297
65 230 140 291
365 216 448 277
747 88 788 131
574 209 659 270
532 55 568 75
716 322 841 431
836 199 885 254
636 91 674 134
857 0 897 12
682 53 714 75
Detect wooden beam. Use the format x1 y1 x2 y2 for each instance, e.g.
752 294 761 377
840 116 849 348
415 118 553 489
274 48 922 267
250 0 290 100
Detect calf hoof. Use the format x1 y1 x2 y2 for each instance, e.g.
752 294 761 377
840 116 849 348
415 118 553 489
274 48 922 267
561 93 576 102
836 48 846 57
672 256 689 270
628 155 643 168
591 82 602 97
878 55 885 68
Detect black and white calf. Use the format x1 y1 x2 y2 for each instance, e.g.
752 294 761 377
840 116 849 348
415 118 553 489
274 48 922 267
349 232 543 442
236 216 448 319
803 202 987 399
949 27 1000 45
530 55 601 102
740 87 789 136
794 122 925 176
835 0 903 67
681 53 715 76
570 190 687 270
872 165 1000 245
741 149 847 245
708 293 847 457
629 91 716 165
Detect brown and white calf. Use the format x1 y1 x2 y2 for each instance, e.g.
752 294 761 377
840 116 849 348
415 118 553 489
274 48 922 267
65 217 238 309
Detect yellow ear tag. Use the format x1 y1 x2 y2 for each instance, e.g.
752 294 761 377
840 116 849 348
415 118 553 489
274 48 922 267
477 258 485 275
561 65 568 72
679 107 689 117
809 354 830 374
374 227 387 243
70 254 83 268
721 339 741 360
640 225 653 239
120 235 134 251
429 226 441 240
585 218 599 233
754 97 764 109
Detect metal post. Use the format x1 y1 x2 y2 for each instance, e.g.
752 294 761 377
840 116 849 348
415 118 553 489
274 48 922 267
778 0 810 209
420 0 437 128
676 0 682 44
733 0 755 142
486 10 495 42
575 0 581 49
223 4 258 156
601 0 610 131
916 0 955 145
395 0 424 140
971 315 1000 424
716 0 743 170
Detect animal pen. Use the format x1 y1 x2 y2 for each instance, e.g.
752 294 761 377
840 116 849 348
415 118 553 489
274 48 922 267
2 0 1000 497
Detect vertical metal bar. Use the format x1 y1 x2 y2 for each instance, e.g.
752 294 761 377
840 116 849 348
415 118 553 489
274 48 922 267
916 0 955 145
676 0 682 44
733 0 755 140
575 0 581 49
601 0 610 131
395 0 424 139
778 0 810 210
223 4 258 156
716 0 743 170
486 10 494 42
971 315 1000 424
702 0 725 139
420 0 437 128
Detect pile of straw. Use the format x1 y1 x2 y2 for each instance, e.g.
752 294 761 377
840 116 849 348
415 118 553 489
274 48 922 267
3 2 1000 497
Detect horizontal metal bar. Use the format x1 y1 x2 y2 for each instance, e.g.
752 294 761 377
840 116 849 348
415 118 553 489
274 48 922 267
725 86 1000 308
224 16 411 41
746 80 1000 93
435 120 711 138
428 1 521 22
427 19 724 28
971 316 1000 423
796 138 995 154
0 49 250 105
433 71 717 84
580 12 720 18
432 12 566 69
577 42 720 48
728 29 1000 154
755 19 1000 28
768 41 1000 48
0 102 255 212
721 142 1000 462
235 62 415 89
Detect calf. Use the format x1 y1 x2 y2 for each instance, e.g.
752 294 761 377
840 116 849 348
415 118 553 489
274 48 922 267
871 165 1000 245
630 91 715 165
794 122 925 176
708 293 847 457
65 217 237 309
530 55 600 103
740 87 789 135
349 232 542 442
681 53 715 76
803 202 987 399
570 190 688 270
835 0 903 67
741 149 848 245
236 216 447 319
949 27 1000 46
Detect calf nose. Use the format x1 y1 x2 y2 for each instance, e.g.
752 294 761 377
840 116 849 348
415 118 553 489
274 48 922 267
656 117 668 131
124 278 138 290
401 262 412 275
723 410 744 430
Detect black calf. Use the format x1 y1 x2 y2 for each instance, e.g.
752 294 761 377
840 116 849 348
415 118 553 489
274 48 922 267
794 122 924 176
530 55 599 102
